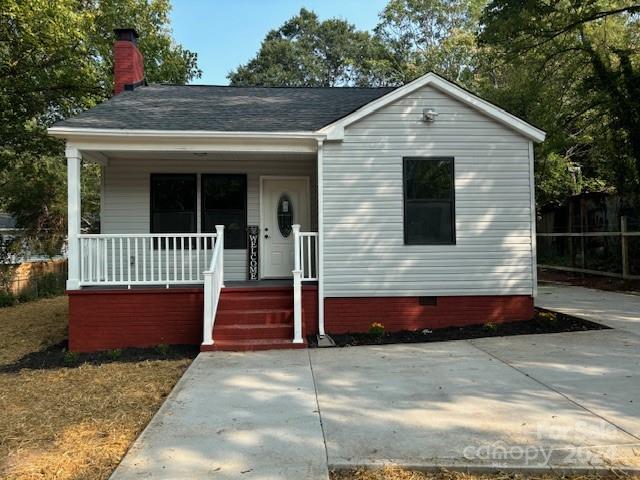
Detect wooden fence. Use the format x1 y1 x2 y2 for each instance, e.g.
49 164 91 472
537 216 640 280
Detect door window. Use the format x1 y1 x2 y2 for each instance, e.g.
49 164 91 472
277 194 293 237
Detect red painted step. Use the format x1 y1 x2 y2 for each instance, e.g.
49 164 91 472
218 295 293 311
205 286 303 351
214 323 293 340
202 338 307 352
215 308 293 325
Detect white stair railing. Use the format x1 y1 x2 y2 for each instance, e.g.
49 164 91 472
202 225 225 347
292 225 318 344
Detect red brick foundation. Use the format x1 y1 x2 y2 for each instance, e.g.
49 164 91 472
302 285 319 336
67 288 203 352
67 288 533 352
324 295 534 334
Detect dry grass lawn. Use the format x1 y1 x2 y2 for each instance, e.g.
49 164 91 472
0 297 193 480
0 297 68 366
332 467 640 480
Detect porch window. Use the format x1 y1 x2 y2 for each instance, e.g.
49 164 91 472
201 174 247 249
403 157 455 245
150 174 197 234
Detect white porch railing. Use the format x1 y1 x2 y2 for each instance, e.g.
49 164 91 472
78 233 217 287
203 225 225 347
292 225 318 344
296 231 318 281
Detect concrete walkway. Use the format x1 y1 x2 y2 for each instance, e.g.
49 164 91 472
111 285 640 479
537 283 640 336
112 351 328 479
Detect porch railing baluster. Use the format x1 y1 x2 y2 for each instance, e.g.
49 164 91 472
76 233 216 287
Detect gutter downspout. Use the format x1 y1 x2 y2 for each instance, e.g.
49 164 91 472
317 139 326 336
528 141 538 298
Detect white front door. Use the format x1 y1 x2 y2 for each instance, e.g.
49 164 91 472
261 177 310 278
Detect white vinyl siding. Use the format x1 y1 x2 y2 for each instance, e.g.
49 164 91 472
101 156 317 281
322 84 534 297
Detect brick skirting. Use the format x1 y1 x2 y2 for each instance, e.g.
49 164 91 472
67 288 203 352
324 295 534 334
67 288 532 352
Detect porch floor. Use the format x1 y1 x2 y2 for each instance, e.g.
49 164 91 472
80 279 316 291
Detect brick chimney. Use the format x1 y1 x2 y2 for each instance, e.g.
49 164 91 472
113 28 144 95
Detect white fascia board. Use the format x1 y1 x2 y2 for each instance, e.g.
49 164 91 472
319 72 547 143
48 127 325 140
49 128 325 154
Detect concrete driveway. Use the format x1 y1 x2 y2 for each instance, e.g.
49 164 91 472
537 283 640 336
111 285 640 479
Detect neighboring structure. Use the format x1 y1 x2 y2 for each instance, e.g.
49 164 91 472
48 29 546 352
0 213 63 264
1 213 67 297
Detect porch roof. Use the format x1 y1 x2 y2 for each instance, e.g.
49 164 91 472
53 84 395 132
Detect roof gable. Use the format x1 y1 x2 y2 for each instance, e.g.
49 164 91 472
319 72 546 143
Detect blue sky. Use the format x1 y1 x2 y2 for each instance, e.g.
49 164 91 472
169 0 389 85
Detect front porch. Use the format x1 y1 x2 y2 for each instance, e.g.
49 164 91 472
60 135 326 351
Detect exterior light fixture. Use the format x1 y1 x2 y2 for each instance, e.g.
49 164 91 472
422 107 439 122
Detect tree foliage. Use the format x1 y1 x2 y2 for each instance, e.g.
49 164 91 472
479 0 640 202
373 0 487 84
0 0 200 254
229 8 384 87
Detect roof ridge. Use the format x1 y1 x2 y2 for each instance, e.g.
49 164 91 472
143 83 396 90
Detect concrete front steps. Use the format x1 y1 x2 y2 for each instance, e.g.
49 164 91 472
201 286 307 352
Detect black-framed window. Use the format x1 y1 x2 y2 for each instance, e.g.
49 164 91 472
150 174 197 234
403 157 455 245
201 174 247 249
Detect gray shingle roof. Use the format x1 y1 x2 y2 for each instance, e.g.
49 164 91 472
54 84 396 132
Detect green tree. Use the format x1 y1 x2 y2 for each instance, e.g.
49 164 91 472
0 0 201 254
228 8 385 87
479 0 640 200
373 0 487 85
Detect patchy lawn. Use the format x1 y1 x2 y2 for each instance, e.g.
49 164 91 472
0 297 68 366
0 296 195 480
332 467 639 480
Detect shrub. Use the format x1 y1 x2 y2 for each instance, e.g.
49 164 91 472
155 344 170 356
483 322 498 333
63 351 79 365
17 289 36 303
37 272 65 297
106 349 122 360
369 322 385 338
536 310 558 327
0 290 16 308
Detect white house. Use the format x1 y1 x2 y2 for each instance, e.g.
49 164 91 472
48 29 545 352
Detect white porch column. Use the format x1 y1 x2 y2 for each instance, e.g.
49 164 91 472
66 146 82 290
317 140 325 336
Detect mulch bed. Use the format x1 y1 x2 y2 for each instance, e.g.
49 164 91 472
0 341 199 373
309 308 608 348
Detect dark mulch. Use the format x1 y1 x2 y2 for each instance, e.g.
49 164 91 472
0 341 199 373
308 308 609 348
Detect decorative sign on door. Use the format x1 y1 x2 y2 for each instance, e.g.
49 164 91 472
247 225 259 280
